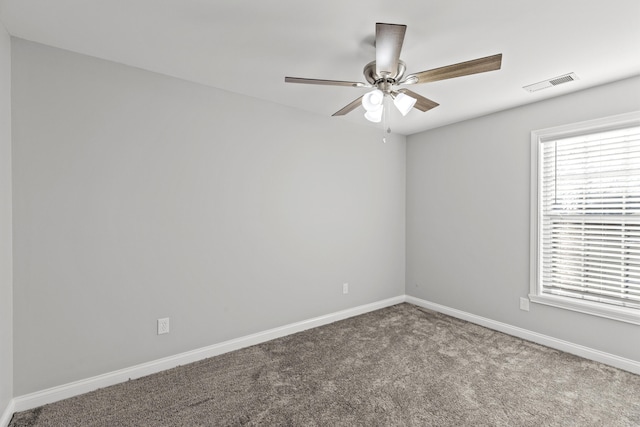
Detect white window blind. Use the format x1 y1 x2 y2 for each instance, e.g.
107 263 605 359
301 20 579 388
538 122 640 318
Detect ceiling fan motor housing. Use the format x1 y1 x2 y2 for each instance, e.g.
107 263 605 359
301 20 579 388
363 60 406 91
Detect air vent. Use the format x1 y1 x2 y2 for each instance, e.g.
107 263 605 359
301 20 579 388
523 73 579 93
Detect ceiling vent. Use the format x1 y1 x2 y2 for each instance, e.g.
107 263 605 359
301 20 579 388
523 73 579 93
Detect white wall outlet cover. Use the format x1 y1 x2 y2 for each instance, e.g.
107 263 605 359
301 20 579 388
342 283 349 294
157 318 170 335
519 297 530 312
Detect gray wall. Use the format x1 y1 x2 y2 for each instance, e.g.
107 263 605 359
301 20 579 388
12 39 406 395
10 33 639 400
406 75 640 362
0 22 13 415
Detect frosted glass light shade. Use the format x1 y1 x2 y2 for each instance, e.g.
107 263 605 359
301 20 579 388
393 92 417 116
362 89 384 112
364 107 383 123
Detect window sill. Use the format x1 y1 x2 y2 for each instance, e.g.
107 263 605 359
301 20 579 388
529 294 640 326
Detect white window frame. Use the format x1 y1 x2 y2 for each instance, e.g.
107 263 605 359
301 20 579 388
530 111 640 325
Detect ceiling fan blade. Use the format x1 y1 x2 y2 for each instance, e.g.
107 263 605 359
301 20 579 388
285 77 369 87
332 95 364 116
402 53 502 85
396 89 439 112
375 23 407 77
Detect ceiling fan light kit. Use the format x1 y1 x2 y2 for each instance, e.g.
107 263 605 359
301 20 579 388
285 22 503 129
360 88 416 122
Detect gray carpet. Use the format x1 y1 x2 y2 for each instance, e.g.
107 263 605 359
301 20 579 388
10 303 640 426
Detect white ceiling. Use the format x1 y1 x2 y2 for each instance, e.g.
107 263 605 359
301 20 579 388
1 0 639 135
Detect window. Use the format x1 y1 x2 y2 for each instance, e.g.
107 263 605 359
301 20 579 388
530 112 640 324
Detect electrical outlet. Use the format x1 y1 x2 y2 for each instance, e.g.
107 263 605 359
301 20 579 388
343 283 349 294
519 297 530 312
157 318 170 335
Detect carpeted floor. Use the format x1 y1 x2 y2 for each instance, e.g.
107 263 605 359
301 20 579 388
9 303 640 426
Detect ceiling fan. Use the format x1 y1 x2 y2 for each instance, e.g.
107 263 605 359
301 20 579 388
285 23 502 124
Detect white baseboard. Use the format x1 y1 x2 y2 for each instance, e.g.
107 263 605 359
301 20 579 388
7 294 639 424
0 399 15 427
405 295 640 376
10 296 405 414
